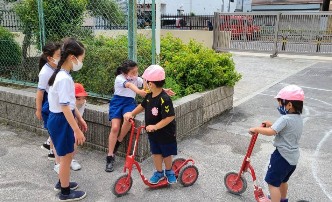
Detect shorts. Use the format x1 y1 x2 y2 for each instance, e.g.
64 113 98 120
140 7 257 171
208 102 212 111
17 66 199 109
149 138 177 158
41 92 50 129
109 95 136 121
265 149 297 187
47 111 75 156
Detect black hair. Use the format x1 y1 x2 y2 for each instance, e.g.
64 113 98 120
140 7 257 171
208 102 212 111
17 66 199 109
115 60 137 76
278 98 303 114
48 38 85 86
39 42 61 71
148 80 165 88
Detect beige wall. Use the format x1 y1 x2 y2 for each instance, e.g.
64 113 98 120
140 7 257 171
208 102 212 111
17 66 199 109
94 29 214 49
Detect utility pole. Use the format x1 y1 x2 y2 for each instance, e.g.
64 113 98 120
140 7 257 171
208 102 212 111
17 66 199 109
322 0 330 11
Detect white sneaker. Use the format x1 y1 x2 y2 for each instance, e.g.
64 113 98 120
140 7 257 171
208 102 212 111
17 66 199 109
54 164 60 174
71 159 81 171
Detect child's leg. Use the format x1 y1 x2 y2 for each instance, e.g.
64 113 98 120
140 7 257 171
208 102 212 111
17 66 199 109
268 184 281 202
108 118 121 156
50 140 60 164
59 152 74 187
152 154 163 172
163 155 172 170
117 119 131 142
280 182 288 199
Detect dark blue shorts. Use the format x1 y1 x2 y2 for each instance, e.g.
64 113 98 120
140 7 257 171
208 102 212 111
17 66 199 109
265 149 296 187
47 112 75 156
149 138 177 158
41 92 50 129
109 95 136 121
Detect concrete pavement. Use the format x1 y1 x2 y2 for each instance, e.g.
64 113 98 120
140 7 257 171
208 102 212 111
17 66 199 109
0 52 331 202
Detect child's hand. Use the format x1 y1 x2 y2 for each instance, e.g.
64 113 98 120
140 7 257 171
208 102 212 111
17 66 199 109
164 88 176 96
74 130 86 146
146 125 157 132
262 121 272 128
78 118 88 132
124 112 134 121
249 127 257 135
35 110 42 120
138 89 147 98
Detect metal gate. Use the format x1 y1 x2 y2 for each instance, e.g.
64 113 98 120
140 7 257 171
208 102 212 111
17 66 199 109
213 12 332 56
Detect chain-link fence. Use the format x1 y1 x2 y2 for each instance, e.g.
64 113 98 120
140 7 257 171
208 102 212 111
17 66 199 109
0 0 156 97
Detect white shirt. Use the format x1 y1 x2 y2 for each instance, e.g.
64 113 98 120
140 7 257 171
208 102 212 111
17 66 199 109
48 70 76 113
77 100 86 116
37 63 55 93
114 74 143 98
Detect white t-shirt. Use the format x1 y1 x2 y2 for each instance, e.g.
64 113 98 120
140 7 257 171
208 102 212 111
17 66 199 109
113 74 143 98
37 63 55 93
48 70 76 113
77 100 86 116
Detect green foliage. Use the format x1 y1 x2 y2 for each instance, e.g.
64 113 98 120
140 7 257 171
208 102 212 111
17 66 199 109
0 26 21 68
87 0 125 25
73 34 241 99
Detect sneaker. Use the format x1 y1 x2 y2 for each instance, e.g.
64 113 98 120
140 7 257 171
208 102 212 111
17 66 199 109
54 164 60 174
54 181 79 191
105 156 115 172
165 170 177 184
41 142 50 151
149 171 165 184
113 140 122 154
59 190 86 201
267 195 288 202
71 160 81 171
48 150 55 161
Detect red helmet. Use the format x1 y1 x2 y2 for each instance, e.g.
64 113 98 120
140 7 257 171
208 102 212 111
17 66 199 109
75 83 88 97
275 85 304 101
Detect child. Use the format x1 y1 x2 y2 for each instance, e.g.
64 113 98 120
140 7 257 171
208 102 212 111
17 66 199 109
36 42 61 162
54 83 87 173
47 38 87 201
249 85 304 202
106 60 147 172
124 65 177 184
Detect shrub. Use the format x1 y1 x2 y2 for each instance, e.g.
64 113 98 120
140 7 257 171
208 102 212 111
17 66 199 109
0 26 22 75
73 34 241 99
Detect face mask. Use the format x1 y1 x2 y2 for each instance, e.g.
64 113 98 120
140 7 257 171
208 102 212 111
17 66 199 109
72 57 83 71
52 57 60 66
277 105 288 115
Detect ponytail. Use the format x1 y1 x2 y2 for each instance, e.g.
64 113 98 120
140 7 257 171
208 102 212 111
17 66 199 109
115 60 137 76
39 55 47 71
39 42 61 71
115 66 122 76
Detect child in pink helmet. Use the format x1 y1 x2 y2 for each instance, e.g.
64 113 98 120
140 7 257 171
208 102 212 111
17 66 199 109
124 65 177 184
249 85 304 202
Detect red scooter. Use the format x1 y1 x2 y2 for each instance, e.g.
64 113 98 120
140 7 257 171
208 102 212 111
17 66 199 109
224 124 270 202
112 119 199 197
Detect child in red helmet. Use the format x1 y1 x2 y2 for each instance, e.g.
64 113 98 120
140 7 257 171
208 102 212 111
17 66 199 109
124 65 177 184
54 83 88 173
249 85 305 202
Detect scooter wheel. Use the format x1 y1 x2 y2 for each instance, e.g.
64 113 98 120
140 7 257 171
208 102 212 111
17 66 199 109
224 171 247 195
178 165 199 187
112 174 133 197
172 158 186 176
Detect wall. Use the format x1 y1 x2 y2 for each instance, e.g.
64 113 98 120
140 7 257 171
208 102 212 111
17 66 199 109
0 85 233 161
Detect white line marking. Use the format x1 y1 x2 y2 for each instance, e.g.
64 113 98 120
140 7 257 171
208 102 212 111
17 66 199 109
312 130 332 201
279 83 332 92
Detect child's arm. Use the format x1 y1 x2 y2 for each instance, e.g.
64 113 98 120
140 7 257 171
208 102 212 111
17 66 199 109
62 105 86 145
125 82 146 98
35 90 44 120
124 104 145 121
74 107 87 132
249 126 276 136
146 116 175 132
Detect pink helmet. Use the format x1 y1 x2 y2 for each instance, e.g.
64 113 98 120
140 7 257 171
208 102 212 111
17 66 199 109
275 85 304 101
142 65 165 81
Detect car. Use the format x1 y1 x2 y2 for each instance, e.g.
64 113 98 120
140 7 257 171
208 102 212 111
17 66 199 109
220 15 260 40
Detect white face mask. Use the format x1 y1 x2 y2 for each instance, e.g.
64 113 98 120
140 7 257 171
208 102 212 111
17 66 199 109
72 57 83 71
52 57 60 66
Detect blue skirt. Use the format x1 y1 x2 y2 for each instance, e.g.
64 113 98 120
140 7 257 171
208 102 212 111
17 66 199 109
41 92 50 129
47 111 75 156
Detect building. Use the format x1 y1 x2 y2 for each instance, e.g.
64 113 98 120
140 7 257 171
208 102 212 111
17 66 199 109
251 0 323 11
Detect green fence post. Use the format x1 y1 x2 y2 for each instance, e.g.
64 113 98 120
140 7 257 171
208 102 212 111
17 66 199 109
151 0 156 64
37 0 45 49
128 0 137 61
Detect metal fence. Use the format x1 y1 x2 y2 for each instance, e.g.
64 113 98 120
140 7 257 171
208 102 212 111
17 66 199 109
213 12 332 56
160 14 214 30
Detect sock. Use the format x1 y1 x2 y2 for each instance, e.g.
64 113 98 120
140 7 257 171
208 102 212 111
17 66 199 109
49 149 54 155
46 137 51 145
157 170 164 174
61 186 70 195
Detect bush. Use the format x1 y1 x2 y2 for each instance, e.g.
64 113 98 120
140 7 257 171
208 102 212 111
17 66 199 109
0 26 22 74
73 34 241 99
